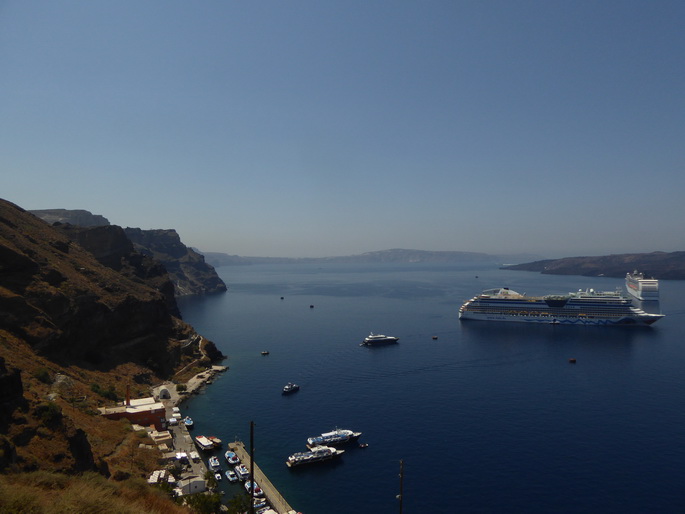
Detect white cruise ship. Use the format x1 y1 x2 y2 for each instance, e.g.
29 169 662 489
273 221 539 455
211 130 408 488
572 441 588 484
625 271 659 301
459 287 664 326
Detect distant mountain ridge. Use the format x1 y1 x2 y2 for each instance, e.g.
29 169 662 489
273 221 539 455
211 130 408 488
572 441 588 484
503 251 685 279
202 248 544 267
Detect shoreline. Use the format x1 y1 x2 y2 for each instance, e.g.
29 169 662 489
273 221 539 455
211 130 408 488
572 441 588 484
152 365 228 407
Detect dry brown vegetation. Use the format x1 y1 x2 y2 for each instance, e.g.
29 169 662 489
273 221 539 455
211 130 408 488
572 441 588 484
0 471 188 513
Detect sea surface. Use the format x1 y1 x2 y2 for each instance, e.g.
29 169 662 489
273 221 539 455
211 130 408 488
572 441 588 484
176 263 685 513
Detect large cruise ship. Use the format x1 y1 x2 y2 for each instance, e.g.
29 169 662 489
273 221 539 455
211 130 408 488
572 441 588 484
625 270 659 301
459 287 664 326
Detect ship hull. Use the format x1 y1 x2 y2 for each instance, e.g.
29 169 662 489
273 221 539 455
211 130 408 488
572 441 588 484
459 310 662 326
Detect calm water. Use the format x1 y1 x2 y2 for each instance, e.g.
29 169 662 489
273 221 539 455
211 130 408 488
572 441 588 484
177 264 685 513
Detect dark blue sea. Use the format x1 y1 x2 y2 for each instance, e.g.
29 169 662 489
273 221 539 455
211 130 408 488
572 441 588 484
177 263 685 513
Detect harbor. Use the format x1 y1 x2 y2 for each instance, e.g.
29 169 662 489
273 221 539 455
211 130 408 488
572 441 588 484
228 441 295 514
152 369 297 512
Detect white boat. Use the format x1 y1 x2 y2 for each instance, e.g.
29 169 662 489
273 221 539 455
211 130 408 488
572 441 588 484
286 445 345 467
234 463 250 480
214 472 222 481
195 435 215 451
245 481 264 497
625 270 660 301
225 469 238 482
459 287 664 326
208 456 221 471
307 428 362 448
282 382 300 394
183 416 194 429
225 450 240 465
362 332 399 345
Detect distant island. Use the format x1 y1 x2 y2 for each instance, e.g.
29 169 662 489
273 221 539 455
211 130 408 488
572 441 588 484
201 248 544 267
503 251 685 280
202 248 685 280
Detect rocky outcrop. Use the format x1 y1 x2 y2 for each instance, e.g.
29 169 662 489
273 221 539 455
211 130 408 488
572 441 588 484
51 224 179 317
29 209 110 227
124 228 227 296
503 251 685 279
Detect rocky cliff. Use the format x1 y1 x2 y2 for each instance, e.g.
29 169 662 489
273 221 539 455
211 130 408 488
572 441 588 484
30 208 228 297
0 198 224 477
29 208 110 227
124 228 227 296
52 224 179 317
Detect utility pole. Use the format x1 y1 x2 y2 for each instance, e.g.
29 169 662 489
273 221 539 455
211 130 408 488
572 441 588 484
250 421 255 514
398 459 404 514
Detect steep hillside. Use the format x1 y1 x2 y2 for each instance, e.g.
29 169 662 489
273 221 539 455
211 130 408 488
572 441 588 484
0 198 223 482
124 228 227 296
30 208 227 297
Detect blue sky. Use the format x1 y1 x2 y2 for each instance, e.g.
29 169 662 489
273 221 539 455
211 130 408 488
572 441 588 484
2 1 683 258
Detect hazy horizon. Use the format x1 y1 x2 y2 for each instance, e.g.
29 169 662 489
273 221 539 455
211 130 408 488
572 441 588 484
3 2 684 258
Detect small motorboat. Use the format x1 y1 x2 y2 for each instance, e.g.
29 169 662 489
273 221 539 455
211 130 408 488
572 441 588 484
234 464 249 480
214 472 222 482
225 469 238 482
183 416 194 429
245 481 264 497
282 382 300 394
261 350 270 355
208 456 221 471
359 443 369 448
225 450 240 465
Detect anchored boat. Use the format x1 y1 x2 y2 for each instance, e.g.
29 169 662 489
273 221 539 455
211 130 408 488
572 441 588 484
306 428 362 448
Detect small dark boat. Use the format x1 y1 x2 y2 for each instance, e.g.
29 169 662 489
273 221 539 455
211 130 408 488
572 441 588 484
261 351 269 355
282 382 300 394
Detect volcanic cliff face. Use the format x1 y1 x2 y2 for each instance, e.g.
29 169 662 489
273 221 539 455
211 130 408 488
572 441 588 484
0 198 223 476
28 208 110 227
0 201 186 372
51 224 179 317
124 227 227 296
30 209 228 297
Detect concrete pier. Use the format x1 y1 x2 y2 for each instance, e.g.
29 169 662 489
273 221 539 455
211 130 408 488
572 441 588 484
228 441 296 514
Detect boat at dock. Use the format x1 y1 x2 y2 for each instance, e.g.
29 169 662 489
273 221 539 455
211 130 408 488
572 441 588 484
282 382 300 394
245 481 264 497
459 286 664 326
225 450 240 465
234 464 249 480
208 435 222 447
225 469 238 482
214 472 222 481
626 270 660 301
362 332 399 345
286 445 345 467
183 416 194 429
208 456 221 471
307 428 362 448
195 435 215 451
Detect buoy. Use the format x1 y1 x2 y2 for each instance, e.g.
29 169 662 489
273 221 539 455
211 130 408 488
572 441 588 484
568 358 576 364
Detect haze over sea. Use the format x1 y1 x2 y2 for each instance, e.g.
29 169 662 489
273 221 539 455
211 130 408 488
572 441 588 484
177 263 685 513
